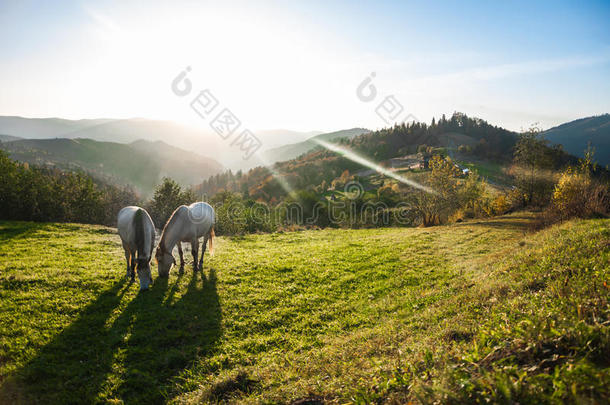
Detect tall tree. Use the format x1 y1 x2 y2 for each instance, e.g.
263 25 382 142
512 126 554 206
149 177 184 227
410 155 462 226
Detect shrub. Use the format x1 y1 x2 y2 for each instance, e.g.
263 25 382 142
550 167 609 220
493 194 511 215
546 146 609 221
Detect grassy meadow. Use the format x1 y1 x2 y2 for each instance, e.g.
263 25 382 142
0 213 608 404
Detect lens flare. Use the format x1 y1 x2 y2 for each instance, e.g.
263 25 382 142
312 139 437 195
253 152 298 199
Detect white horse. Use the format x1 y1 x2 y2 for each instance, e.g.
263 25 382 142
117 206 156 291
155 202 215 277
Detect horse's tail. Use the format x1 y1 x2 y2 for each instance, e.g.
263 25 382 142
133 208 145 264
208 227 215 256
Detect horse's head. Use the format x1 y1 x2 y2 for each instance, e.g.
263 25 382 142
136 258 153 291
155 246 175 277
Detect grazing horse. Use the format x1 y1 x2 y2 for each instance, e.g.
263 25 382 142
155 202 215 277
117 206 156 291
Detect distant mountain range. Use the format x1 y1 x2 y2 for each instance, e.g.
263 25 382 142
544 114 610 166
254 129 324 148
0 116 321 169
260 128 371 164
2 113 609 199
0 134 22 142
1 137 223 196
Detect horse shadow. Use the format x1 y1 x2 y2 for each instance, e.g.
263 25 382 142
15 269 222 404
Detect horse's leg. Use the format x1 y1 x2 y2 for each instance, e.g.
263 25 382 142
177 242 185 274
122 242 132 280
129 256 136 282
191 239 199 272
124 250 131 279
198 235 208 270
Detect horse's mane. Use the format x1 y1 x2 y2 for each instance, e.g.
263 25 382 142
158 205 186 253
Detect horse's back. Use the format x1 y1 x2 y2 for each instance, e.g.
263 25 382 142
186 202 215 237
117 206 155 251
187 202 214 218
117 206 138 239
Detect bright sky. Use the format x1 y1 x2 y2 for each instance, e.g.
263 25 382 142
1 0 609 132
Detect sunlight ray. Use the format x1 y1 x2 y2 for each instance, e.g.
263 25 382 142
312 139 438 195
253 152 299 199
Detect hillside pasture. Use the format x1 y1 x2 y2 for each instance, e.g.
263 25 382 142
0 214 608 403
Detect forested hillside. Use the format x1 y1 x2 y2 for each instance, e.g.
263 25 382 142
197 113 573 202
544 114 610 166
0 150 138 225
1 138 223 196
261 128 370 164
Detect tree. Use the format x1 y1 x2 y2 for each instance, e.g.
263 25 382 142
410 156 462 226
331 170 352 190
377 182 400 205
512 126 554 206
148 177 190 227
458 170 486 216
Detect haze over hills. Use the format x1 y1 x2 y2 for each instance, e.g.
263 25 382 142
254 129 324 149
261 128 371 164
543 114 610 166
3 113 609 198
0 116 116 139
0 116 322 169
1 137 223 196
0 134 22 142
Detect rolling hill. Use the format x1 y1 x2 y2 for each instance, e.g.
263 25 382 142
253 128 323 149
0 134 22 143
544 114 610 166
198 114 523 200
0 116 322 169
261 128 370 164
0 138 223 196
0 116 115 139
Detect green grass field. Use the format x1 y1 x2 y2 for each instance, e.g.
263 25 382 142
457 159 513 186
0 214 608 404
